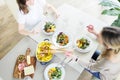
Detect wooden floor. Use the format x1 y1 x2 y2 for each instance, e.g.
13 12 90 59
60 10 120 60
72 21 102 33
0 5 24 59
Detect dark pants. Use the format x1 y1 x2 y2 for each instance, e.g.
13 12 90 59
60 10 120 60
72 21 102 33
85 68 100 79
85 50 101 79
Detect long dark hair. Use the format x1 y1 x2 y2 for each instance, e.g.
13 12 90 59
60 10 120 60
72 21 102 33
16 0 29 14
101 27 120 58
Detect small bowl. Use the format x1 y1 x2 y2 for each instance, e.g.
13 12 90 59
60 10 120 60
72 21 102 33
42 22 56 35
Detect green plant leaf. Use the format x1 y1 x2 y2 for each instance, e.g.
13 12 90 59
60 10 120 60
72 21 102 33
111 15 120 27
118 14 120 18
100 0 120 27
111 19 120 27
101 8 120 16
99 0 120 8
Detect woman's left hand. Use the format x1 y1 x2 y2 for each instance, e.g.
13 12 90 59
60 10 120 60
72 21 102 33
55 12 60 19
31 28 40 35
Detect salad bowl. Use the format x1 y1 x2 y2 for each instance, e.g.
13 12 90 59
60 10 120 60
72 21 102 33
52 31 72 48
74 35 92 53
44 63 65 80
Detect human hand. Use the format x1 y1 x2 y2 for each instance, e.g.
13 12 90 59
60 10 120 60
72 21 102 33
64 50 74 62
65 50 73 57
87 25 95 34
65 50 79 63
31 28 40 35
55 12 60 19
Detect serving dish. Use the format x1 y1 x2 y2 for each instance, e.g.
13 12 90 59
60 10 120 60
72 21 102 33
36 40 54 63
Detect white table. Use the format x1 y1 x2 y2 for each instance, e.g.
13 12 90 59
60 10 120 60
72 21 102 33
0 4 107 80
30 4 107 74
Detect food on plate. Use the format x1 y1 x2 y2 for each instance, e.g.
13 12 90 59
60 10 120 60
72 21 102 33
18 55 26 63
56 32 69 46
48 67 62 80
18 62 26 71
76 38 90 49
44 22 56 33
36 41 53 62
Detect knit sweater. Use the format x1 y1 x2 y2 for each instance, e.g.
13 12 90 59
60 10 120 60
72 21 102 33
79 58 120 80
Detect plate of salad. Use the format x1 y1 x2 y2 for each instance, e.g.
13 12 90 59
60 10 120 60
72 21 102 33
74 35 92 53
44 63 65 80
52 31 72 48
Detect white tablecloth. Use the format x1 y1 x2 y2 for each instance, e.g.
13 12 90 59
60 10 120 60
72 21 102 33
0 4 107 80
29 4 106 73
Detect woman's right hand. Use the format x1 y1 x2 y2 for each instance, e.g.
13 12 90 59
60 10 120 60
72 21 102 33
31 28 40 35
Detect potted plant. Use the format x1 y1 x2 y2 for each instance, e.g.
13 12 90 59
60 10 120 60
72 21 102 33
99 0 120 27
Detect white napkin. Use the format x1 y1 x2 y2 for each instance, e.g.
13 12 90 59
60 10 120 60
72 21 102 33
24 65 34 75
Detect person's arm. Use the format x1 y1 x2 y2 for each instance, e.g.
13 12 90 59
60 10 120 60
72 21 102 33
77 57 107 72
17 11 35 35
87 25 99 37
65 51 106 72
45 3 60 18
18 24 35 35
87 25 103 44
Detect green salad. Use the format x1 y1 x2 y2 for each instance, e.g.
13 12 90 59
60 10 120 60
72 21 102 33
56 32 69 46
76 38 90 49
44 22 56 33
48 67 62 80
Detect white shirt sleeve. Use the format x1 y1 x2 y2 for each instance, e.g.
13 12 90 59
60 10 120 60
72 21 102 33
38 0 46 8
17 11 25 24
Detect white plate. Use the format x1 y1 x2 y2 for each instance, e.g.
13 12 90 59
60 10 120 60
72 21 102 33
24 76 32 80
52 31 72 48
74 35 93 53
44 63 65 80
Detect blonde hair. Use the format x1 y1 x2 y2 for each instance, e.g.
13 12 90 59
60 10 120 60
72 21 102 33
16 0 29 14
101 27 120 58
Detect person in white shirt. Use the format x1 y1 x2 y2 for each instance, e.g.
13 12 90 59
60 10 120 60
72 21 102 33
16 0 59 35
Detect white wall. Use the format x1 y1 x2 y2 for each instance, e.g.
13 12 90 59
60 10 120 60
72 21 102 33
0 0 5 6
